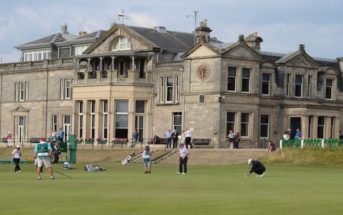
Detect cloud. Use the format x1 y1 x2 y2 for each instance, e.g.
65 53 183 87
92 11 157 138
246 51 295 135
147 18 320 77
128 13 159 27
0 50 21 63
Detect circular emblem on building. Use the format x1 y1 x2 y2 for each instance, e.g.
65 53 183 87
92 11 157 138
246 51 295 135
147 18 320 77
197 64 210 80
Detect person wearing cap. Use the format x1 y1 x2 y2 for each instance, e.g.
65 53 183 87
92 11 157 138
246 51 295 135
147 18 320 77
11 145 22 173
34 138 55 180
178 143 189 175
246 159 266 177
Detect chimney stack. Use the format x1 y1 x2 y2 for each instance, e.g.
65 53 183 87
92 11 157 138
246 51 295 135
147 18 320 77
195 19 212 44
61 24 68 34
244 32 263 52
79 31 88 37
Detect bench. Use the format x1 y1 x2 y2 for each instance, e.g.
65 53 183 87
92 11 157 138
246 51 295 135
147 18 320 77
192 138 211 148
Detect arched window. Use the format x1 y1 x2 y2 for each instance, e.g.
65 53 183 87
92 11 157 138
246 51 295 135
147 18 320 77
112 37 131 51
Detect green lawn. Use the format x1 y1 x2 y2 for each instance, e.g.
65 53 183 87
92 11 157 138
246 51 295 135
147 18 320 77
1 162 342 215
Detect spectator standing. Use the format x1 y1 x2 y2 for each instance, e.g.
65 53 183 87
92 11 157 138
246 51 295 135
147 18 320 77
295 129 302 139
53 142 60 164
283 131 290 141
165 129 173 149
142 145 152 174
184 128 193 149
34 138 55 180
57 128 64 142
132 129 139 147
227 130 235 149
267 141 276 154
178 143 189 175
11 145 22 173
172 129 179 149
6 131 13 147
233 132 241 149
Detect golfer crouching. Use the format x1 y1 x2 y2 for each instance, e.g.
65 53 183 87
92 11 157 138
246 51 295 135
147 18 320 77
246 159 266 177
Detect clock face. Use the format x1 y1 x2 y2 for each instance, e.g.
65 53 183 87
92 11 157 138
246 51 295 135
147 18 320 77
197 64 209 80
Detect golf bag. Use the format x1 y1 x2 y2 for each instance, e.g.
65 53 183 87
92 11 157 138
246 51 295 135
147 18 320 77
84 164 106 172
121 153 137 166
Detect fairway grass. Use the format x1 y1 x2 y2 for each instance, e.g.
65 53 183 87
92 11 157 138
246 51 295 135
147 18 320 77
1 163 342 215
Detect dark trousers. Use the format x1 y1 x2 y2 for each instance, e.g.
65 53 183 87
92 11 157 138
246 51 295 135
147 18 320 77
13 158 20 172
179 157 188 173
185 137 192 149
53 154 59 163
167 137 172 148
253 167 266 175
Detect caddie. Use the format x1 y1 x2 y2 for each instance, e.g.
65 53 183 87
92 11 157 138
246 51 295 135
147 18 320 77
34 138 55 180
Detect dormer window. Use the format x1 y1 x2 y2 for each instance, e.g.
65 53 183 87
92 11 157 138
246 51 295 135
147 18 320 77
112 37 131 51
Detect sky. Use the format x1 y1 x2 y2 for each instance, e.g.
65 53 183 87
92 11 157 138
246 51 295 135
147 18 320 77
0 0 342 63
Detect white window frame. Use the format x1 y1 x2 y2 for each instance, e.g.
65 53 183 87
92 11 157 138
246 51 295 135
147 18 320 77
51 114 58 132
325 79 333 100
260 115 269 138
261 73 270 96
78 101 83 139
60 79 72 100
227 66 237 92
160 76 179 104
90 101 96 139
102 100 108 140
15 82 28 102
240 113 250 137
295 74 303 98
112 37 131 51
241 68 250 93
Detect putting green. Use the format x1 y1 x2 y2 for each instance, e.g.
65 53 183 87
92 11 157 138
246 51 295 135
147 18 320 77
0 162 342 215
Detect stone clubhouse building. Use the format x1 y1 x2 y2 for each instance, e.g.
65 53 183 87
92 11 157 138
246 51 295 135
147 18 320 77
0 20 342 148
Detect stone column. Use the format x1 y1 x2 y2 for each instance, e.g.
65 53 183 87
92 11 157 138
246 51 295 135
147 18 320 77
108 96 114 144
312 116 318 138
128 98 134 143
302 116 309 139
99 57 103 80
95 99 101 145
83 100 89 141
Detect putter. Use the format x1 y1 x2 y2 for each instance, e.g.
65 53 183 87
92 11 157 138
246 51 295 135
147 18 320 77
54 170 72 179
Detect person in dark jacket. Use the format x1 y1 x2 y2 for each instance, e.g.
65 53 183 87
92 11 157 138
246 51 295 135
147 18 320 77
246 159 266 177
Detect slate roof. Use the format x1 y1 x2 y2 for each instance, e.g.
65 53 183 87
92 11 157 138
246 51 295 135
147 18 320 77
16 33 78 49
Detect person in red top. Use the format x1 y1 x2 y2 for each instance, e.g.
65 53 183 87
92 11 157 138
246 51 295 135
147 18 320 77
6 132 13 147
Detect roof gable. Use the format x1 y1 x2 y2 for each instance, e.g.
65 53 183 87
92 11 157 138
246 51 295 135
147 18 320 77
183 42 220 58
84 25 155 55
221 42 261 60
276 45 319 68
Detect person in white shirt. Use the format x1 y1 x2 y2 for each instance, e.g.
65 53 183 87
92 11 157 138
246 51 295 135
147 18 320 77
227 130 236 149
184 128 193 149
178 143 189 175
11 145 22 173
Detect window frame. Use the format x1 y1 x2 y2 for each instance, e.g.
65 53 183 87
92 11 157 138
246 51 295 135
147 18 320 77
227 66 237 92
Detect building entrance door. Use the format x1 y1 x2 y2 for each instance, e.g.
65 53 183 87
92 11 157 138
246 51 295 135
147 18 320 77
63 115 71 141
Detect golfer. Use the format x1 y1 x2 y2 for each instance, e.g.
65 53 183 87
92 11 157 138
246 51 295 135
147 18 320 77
11 145 22 173
142 145 152 174
34 138 55 180
178 143 189 175
246 159 266 177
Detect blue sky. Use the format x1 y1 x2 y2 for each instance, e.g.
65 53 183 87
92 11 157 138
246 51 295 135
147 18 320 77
0 0 342 63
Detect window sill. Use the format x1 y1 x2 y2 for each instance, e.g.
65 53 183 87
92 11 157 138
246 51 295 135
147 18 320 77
157 102 180 106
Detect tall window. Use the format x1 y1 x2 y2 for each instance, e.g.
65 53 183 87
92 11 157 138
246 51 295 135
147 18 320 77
102 100 108 139
78 101 83 138
295 75 303 97
317 116 325 138
160 76 179 103
325 79 333 99
115 100 128 138
90 101 96 139
227 67 236 91
173 112 182 134
241 113 249 137
63 115 71 141
227 112 235 134
241 68 250 92
260 115 269 138
15 82 28 101
112 37 131 51
60 79 72 100
261 73 270 95
135 100 145 142
51 114 58 132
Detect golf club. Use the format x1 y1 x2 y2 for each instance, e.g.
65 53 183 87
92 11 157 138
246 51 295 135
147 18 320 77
54 170 72 179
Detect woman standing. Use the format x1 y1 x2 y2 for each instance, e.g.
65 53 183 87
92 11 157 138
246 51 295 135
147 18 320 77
11 145 22 173
142 145 152 174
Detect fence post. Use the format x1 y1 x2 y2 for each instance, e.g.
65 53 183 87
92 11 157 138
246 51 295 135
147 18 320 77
279 139 283 149
321 139 325 148
301 139 304 149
